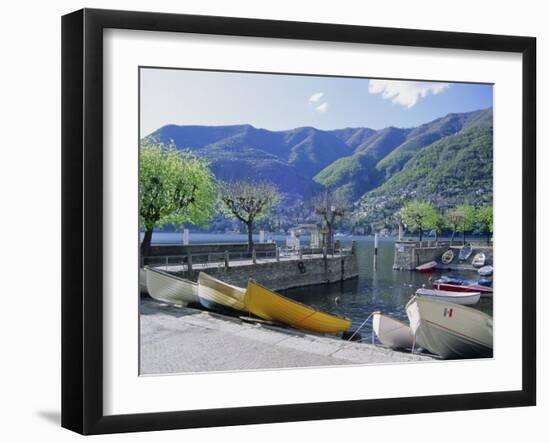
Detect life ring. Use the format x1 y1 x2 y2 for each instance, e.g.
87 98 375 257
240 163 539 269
297 261 306 274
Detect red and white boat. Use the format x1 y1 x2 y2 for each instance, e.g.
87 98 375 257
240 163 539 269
432 281 493 294
416 261 437 273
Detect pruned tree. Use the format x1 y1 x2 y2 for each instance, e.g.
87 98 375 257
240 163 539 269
220 181 281 253
312 190 348 250
400 200 437 242
476 205 493 244
139 143 216 257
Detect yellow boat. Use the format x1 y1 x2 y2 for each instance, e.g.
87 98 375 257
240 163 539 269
197 272 247 311
244 280 352 334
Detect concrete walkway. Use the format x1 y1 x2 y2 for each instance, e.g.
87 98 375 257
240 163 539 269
140 298 433 375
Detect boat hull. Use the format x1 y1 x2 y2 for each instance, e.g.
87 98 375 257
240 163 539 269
145 267 199 306
373 312 414 349
415 288 480 306
478 265 494 276
197 272 247 312
406 296 493 359
433 282 493 294
416 261 437 272
245 281 352 334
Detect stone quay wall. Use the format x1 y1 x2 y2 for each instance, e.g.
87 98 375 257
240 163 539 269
175 254 358 291
393 240 493 271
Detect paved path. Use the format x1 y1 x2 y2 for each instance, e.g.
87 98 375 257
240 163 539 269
140 298 433 375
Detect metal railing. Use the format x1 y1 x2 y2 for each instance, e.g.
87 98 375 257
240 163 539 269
142 245 354 272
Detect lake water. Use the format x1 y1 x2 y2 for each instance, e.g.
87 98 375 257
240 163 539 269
149 232 493 338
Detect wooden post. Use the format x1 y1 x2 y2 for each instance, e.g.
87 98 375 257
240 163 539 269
224 250 229 269
276 247 280 262
187 253 193 278
299 248 303 259
252 248 257 264
351 240 356 256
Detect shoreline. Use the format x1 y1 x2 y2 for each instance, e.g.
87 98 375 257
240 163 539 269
140 298 434 375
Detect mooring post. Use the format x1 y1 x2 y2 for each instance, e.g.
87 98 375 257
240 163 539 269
187 253 193 278
276 246 280 262
224 250 229 269
351 240 356 256
373 232 378 269
252 248 257 264
299 248 303 259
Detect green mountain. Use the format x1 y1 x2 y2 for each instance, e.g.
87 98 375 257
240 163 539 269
313 108 492 200
357 119 493 229
143 108 492 216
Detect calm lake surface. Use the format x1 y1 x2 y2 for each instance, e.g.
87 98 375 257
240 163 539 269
150 232 493 338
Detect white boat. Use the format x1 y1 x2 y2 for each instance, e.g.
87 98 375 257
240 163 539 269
406 296 493 359
472 252 486 268
139 268 148 294
415 287 481 306
441 249 454 264
372 312 414 349
145 267 199 306
478 265 494 276
459 244 473 260
197 272 247 311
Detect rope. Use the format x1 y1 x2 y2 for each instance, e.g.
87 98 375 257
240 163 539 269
347 312 374 342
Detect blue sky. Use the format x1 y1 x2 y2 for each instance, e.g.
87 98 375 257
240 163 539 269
140 68 493 137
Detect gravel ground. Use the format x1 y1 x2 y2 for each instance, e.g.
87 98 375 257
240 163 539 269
140 298 433 375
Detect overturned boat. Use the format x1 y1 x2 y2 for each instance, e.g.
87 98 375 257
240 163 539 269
416 261 437 273
245 280 352 334
145 267 199 306
406 296 493 359
372 312 414 349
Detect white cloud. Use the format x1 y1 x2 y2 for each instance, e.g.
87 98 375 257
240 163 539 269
315 102 329 113
309 92 324 103
368 80 450 108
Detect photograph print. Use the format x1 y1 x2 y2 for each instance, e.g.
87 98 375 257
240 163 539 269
139 67 494 375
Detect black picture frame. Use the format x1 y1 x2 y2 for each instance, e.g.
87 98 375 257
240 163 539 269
61 8 536 435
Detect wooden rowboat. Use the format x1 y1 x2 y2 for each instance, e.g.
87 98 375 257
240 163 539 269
416 261 437 273
433 281 493 294
478 265 494 276
459 244 473 260
244 280 352 334
372 312 414 349
441 249 454 264
197 272 247 312
472 252 486 268
406 296 493 359
415 287 481 306
439 275 492 287
145 267 199 306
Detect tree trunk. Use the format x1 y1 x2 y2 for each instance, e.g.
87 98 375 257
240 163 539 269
326 223 333 251
435 231 439 243
246 220 254 254
487 228 491 245
140 228 154 259
419 229 423 242
451 230 456 245
463 230 466 245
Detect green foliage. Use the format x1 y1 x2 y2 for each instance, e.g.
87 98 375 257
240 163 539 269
139 142 217 231
455 204 476 232
476 205 493 233
400 200 437 240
